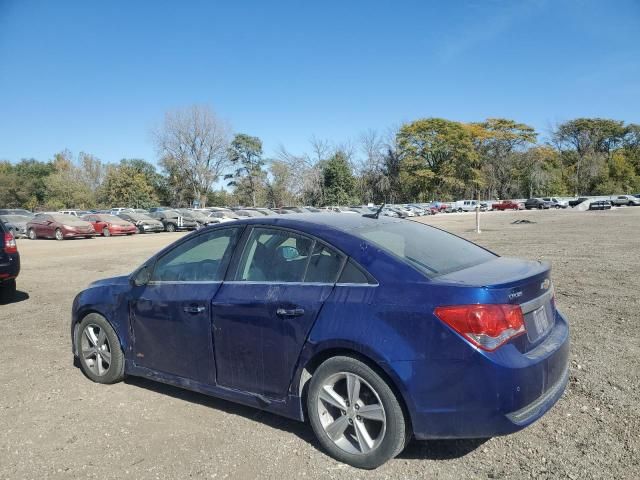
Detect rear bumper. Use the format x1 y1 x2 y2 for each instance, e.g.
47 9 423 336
0 253 20 281
397 310 570 440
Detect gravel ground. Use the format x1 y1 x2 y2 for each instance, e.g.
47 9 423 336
0 208 638 479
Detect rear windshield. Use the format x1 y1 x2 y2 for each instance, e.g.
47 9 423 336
357 220 495 278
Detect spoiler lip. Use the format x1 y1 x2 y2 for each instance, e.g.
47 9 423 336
434 257 550 289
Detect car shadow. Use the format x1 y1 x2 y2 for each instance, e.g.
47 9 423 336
399 437 489 460
124 376 318 445
123 376 487 461
0 290 29 305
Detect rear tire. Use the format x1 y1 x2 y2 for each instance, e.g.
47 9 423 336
307 356 409 469
75 313 125 384
0 279 16 303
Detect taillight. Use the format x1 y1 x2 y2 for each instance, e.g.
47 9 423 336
4 233 18 254
434 304 525 351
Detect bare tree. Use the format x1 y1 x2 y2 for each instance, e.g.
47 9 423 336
153 105 231 207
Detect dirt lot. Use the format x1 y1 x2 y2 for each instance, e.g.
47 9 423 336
1 208 638 479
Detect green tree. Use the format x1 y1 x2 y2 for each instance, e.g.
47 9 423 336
322 151 356 205
553 118 627 194
227 134 265 207
468 118 537 199
397 118 478 200
99 165 158 208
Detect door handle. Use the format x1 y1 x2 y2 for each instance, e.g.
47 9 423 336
183 305 206 314
276 307 305 317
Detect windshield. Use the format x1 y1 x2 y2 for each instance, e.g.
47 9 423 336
125 213 154 221
357 220 496 278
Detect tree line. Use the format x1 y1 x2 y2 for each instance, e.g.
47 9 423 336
1 105 639 210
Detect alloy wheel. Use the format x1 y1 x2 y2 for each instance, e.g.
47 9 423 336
55 229 64 241
317 372 386 455
80 324 112 377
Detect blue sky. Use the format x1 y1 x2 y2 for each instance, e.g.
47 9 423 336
1 0 638 166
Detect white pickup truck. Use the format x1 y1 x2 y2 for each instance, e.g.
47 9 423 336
451 200 488 212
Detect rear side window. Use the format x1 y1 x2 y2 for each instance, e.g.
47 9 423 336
338 260 370 284
357 221 495 278
236 227 345 283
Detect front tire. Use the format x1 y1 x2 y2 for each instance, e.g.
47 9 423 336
307 356 409 469
103 228 111 237
28 228 36 240
165 223 176 232
75 313 125 384
55 228 64 241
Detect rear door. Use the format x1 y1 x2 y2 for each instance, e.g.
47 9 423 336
130 226 242 384
212 226 344 399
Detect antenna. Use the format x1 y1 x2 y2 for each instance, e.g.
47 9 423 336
363 203 385 219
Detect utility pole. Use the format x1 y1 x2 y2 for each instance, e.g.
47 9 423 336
475 189 481 233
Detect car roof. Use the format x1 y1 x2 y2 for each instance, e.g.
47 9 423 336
216 212 405 234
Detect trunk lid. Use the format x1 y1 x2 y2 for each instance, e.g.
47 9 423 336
436 257 556 351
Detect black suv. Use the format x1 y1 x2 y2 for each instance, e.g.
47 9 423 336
0 220 20 302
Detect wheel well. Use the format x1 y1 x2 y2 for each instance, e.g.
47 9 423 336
298 348 413 433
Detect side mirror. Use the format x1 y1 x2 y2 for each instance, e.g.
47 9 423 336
132 265 152 286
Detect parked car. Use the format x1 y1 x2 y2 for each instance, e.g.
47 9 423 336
610 195 640 207
207 210 240 223
0 214 30 237
541 197 569 209
82 214 137 237
117 213 164 233
524 198 552 210
59 209 90 217
0 220 20 303
26 213 95 240
0 208 34 217
588 200 612 210
174 208 219 227
452 200 488 212
149 210 198 232
492 200 522 211
71 214 569 469
568 197 590 208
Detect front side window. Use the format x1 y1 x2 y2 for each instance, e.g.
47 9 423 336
151 228 240 282
236 227 344 283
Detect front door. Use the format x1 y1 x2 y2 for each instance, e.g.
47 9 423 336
130 227 241 384
213 226 344 399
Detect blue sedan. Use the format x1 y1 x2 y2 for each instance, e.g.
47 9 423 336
71 213 569 469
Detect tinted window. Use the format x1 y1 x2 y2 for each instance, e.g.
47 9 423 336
338 260 370 284
236 228 343 283
237 228 313 282
304 242 344 283
357 221 495 277
152 228 239 282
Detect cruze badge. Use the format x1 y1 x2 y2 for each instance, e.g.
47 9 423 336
508 289 523 300
541 279 551 290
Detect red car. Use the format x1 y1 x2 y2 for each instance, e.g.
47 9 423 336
492 200 523 211
82 214 137 237
27 213 95 240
